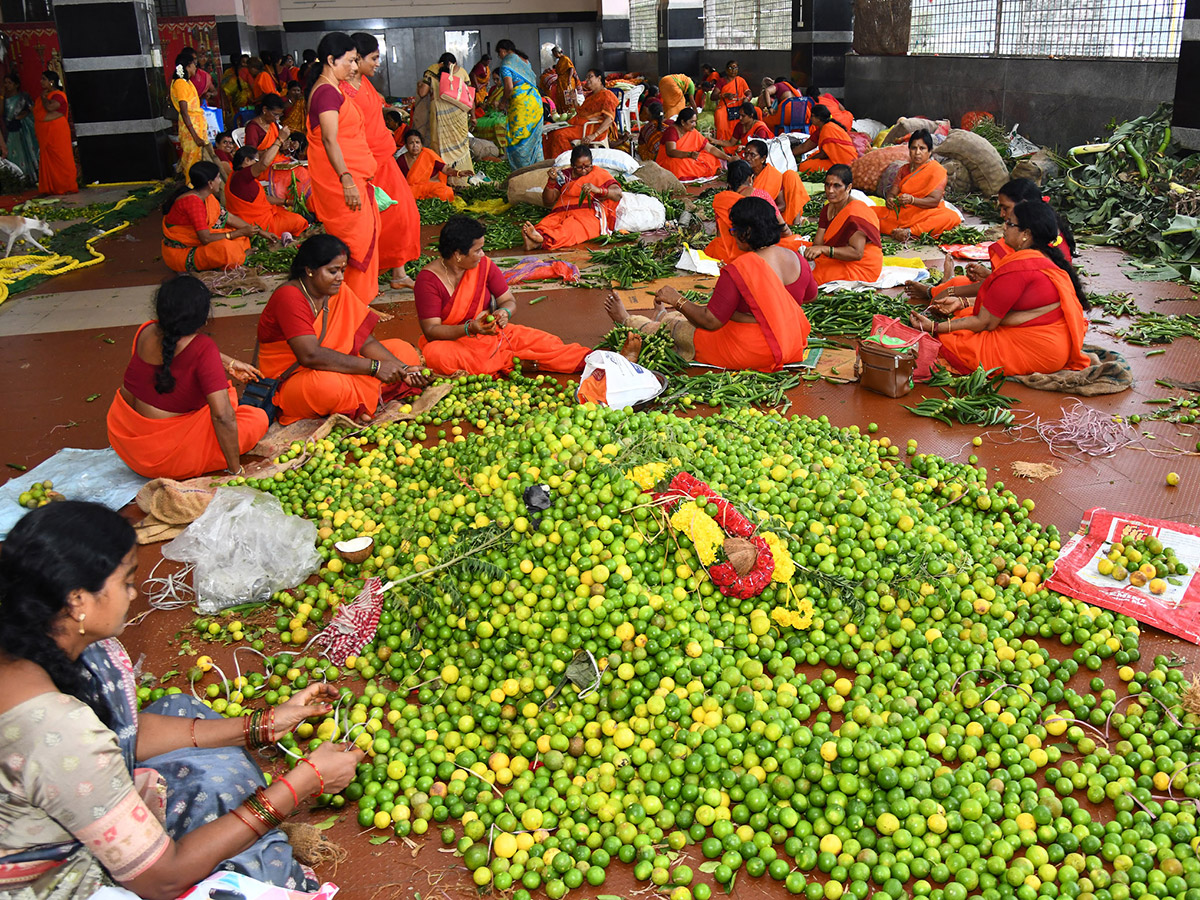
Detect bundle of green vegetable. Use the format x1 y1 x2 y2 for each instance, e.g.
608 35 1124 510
906 365 1017 426
585 244 677 288
657 369 803 412
1050 104 1200 281
415 199 455 225
594 323 688 375
802 290 915 338
1115 311 1200 345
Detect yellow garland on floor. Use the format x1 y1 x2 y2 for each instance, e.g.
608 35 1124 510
669 502 724 566
0 220 129 307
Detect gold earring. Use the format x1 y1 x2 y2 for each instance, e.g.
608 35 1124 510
78 613 86 635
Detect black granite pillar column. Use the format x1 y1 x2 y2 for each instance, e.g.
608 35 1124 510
1174 0 1199 150
53 0 174 182
658 0 702 84
792 0 853 96
601 5 631 74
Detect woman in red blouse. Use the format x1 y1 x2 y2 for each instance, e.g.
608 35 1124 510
160 161 264 272
107 275 268 478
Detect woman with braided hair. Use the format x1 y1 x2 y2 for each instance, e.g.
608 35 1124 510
0 501 365 900
793 103 859 173
910 199 1091 375
106 275 269 479
160 161 264 272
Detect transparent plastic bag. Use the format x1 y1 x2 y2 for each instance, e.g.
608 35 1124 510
162 486 320 613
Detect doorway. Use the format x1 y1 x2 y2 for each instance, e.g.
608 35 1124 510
539 27 574 73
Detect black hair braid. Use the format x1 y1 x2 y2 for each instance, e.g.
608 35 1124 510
1040 241 1089 309
155 325 182 394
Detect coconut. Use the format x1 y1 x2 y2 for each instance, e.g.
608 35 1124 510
723 537 758 576
334 535 374 563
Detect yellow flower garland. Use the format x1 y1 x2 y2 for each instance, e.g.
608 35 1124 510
762 532 794 584
669 503 724 566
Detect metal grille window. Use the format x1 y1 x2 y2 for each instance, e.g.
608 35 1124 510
704 0 791 51
630 0 658 52
910 0 1183 59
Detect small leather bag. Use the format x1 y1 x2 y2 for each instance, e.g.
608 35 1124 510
856 334 918 398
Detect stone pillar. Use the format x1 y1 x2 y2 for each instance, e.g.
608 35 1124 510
600 0 630 73
1175 0 1200 149
53 0 174 182
792 0 853 96
658 0 701 83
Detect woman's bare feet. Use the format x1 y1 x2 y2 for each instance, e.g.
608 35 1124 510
389 270 415 290
604 291 631 324
903 280 932 302
619 331 644 362
892 227 913 242
521 221 544 251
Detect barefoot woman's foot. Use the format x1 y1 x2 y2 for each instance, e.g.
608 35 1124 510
902 280 932 302
892 227 912 242
521 221 543 251
604 291 631 324
389 270 415 290
619 331 644 363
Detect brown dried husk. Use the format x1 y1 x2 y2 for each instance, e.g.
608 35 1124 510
281 822 348 869
1011 461 1062 481
724 537 758 576
1183 675 1200 716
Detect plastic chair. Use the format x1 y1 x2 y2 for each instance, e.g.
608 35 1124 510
616 84 644 134
777 97 813 135
231 126 246 148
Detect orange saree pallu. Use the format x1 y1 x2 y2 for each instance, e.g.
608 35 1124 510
161 195 250 272
544 90 618 158
797 125 859 173
753 165 782 203
656 128 722 180
693 252 811 371
536 167 618 250
404 148 455 201
308 84 382 302
658 75 693 119
811 199 883 284
780 170 810 225
818 94 854 131
937 250 1091 376
347 77 422 269
34 92 77 195
224 181 309 238
259 284 421 424
703 191 743 262
419 259 590 376
873 160 963 237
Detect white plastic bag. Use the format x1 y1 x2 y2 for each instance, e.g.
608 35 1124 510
614 193 667 232
764 136 798 173
577 350 665 408
676 245 720 276
553 147 641 174
176 869 340 900
162 486 320 613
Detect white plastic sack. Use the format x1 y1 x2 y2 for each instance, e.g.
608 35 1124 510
676 245 720 276
553 147 641 174
852 118 887 139
614 193 667 232
764 135 798 173
578 350 665 408
470 136 500 159
0 448 148 540
162 486 320 613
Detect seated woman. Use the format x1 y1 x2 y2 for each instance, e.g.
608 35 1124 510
384 109 406 148
543 69 617 159
225 145 310 239
910 200 1090 376
713 102 773 149
638 101 666 161
0 500 364 899
807 88 854 131
874 129 963 241
398 129 460 202
760 77 798 130
213 130 236 181
161 161 262 272
608 197 814 372
520 144 622 250
793 104 859 173
904 178 1074 306
243 93 287 157
655 107 730 181
705 159 794 263
416 216 591 376
803 164 883 285
744 139 809 227
257 233 429 425
107 275 268 480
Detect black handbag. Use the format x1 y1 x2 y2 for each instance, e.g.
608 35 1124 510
241 306 329 424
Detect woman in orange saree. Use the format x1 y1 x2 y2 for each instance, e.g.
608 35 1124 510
655 108 728 180
803 164 883 285
416 216 591 376
347 33 423 291
543 70 617 158
107 275 268 479
161 162 260 272
874 129 963 240
608 197 813 372
34 70 77 195
551 47 580 111
399 130 459 201
794 105 859 174
704 160 793 263
743 139 809 226
306 33 382 303
657 74 695 119
521 145 622 250
257 235 428 425
225 146 310 238
911 200 1091 377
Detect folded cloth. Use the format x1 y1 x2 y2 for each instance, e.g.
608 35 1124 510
818 263 930 293
135 477 219 544
1008 345 1132 395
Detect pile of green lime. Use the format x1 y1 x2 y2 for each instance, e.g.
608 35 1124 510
171 374 1200 900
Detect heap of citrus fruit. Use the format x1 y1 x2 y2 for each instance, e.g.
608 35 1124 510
1096 526 1188 595
174 373 1200 900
